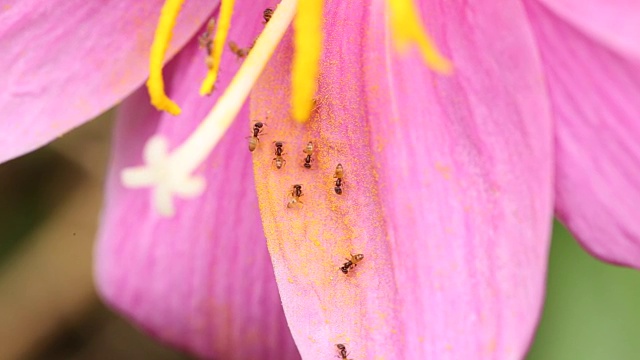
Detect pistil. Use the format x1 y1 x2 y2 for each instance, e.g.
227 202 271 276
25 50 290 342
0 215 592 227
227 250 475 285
123 0 298 216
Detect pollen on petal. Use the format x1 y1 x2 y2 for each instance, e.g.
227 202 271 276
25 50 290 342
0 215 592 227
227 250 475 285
147 0 186 115
291 0 324 122
388 0 452 74
199 0 236 95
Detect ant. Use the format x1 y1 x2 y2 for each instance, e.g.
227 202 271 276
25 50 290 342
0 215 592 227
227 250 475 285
228 41 251 59
333 163 344 194
248 122 266 152
340 253 364 274
273 141 286 169
336 344 352 359
303 141 314 169
198 18 216 68
287 184 304 208
263 7 274 23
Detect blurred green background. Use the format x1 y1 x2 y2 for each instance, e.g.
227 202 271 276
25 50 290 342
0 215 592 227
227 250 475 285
0 113 638 359
528 225 640 360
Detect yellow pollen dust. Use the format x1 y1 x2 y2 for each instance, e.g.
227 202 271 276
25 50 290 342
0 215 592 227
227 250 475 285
388 0 452 74
146 0 185 115
291 0 324 122
199 0 236 95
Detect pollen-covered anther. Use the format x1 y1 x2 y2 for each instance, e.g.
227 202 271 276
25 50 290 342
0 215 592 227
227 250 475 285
200 0 237 95
291 0 324 122
147 0 187 115
121 136 205 217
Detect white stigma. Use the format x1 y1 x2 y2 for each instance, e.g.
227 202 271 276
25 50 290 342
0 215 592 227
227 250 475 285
120 0 298 216
121 136 205 216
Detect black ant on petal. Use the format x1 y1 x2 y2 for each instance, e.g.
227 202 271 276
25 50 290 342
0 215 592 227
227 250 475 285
340 253 364 274
287 184 304 208
248 122 266 152
228 41 251 59
273 141 286 169
334 163 344 194
263 7 274 23
303 141 313 169
198 18 216 69
336 344 353 359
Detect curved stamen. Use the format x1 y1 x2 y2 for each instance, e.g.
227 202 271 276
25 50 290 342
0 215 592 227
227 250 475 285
147 0 186 115
122 0 298 216
291 0 324 122
388 0 452 74
200 0 237 95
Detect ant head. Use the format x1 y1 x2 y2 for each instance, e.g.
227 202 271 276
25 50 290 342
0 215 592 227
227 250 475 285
254 122 264 128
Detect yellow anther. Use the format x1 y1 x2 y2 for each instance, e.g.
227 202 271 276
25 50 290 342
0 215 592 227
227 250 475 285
147 0 185 115
388 0 452 74
291 0 324 122
199 0 236 95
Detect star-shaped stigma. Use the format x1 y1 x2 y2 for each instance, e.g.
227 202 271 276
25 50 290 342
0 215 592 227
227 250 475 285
121 135 206 216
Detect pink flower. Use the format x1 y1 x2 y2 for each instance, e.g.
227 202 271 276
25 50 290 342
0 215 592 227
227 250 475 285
1 0 638 359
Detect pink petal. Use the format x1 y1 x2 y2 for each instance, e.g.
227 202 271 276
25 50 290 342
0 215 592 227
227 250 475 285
96 11 299 360
534 0 640 60
525 1 640 267
250 0 553 358
0 0 217 164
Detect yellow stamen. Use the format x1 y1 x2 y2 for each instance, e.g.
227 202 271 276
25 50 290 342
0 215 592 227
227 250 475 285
291 0 324 122
199 0 236 95
147 0 185 115
388 0 452 74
